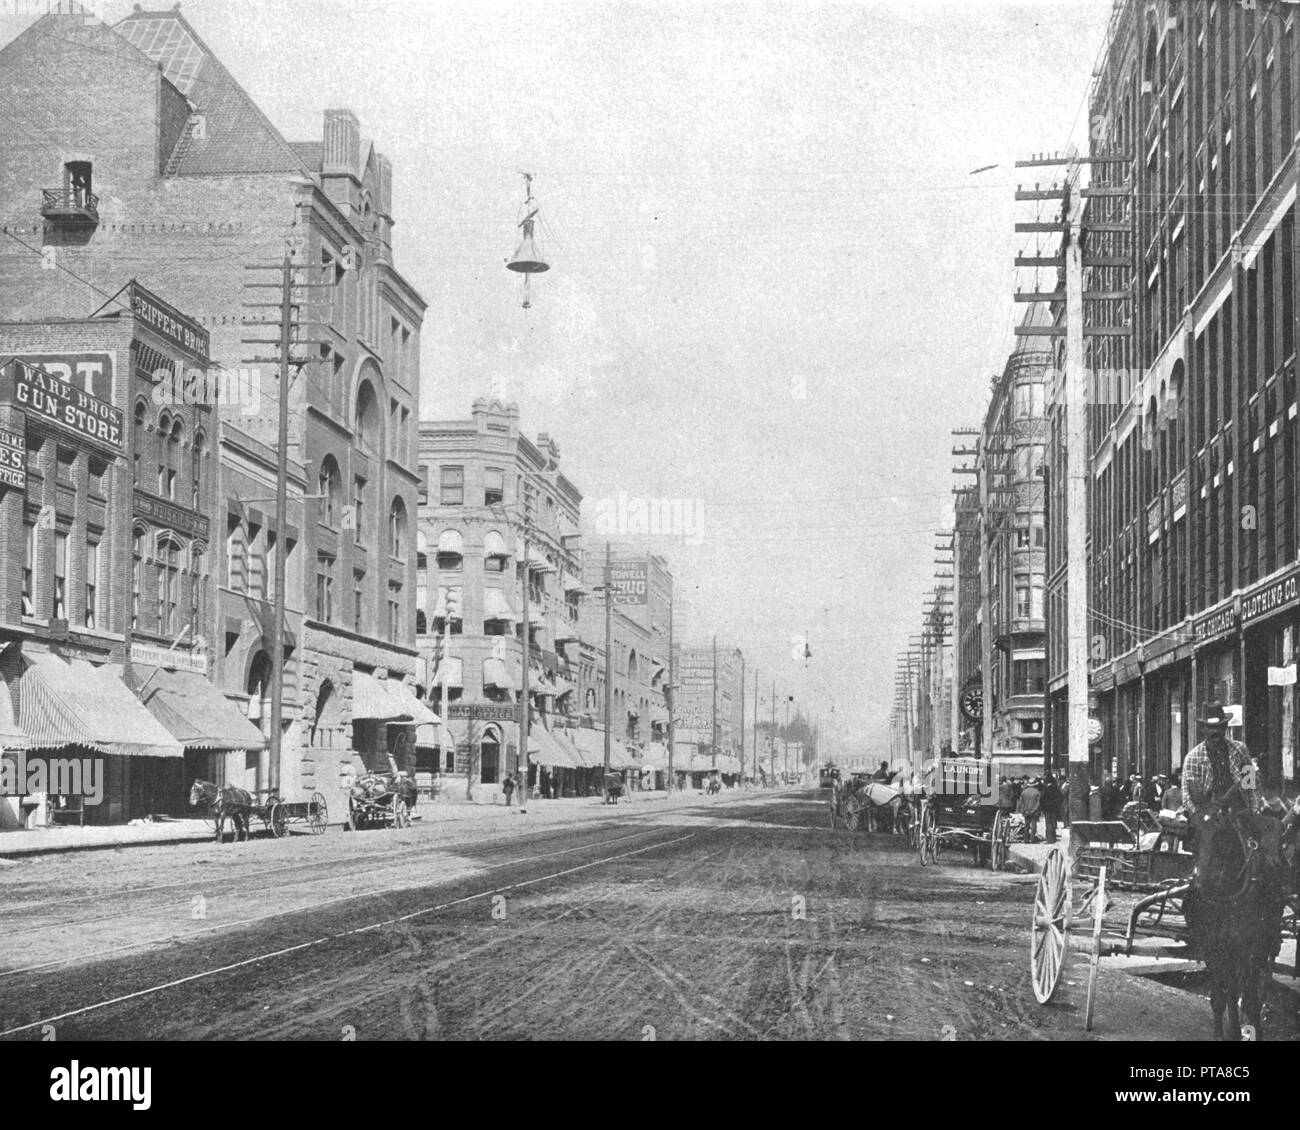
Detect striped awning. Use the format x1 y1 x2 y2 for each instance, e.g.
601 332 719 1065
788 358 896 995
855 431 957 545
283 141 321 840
483 657 520 691
351 671 407 721
569 727 637 770
19 653 183 758
430 656 463 688
483 588 517 623
529 723 578 768
134 666 266 752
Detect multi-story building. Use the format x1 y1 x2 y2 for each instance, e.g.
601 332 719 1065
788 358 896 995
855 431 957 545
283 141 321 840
0 9 429 806
416 400 585 794
671 641 745 780
1048 0 1300 794
980 330 1050 753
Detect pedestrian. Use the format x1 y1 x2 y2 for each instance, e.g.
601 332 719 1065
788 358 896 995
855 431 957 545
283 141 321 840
1018 777 1042 843
997 775 1015 814
502 773 516 809
1142 775 1160 811
1100 773 1121 820
1058 772 1070 827
1040 772 1061 844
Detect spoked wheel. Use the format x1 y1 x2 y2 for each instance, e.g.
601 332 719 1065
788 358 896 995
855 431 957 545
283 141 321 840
269 801 288 838
394 800 411 829
309 793 328 835
917 803 935 866
1030 848 1071 1004
843 796 861 832
907 803 919 850
991 809 1010 872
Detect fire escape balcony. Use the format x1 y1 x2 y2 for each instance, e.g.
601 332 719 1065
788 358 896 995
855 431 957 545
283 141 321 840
41 188 99 225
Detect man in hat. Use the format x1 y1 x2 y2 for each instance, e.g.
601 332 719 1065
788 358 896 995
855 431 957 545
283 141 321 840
1182 703 1256 817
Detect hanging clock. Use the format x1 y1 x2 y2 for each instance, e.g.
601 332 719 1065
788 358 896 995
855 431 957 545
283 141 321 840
959 676 984 725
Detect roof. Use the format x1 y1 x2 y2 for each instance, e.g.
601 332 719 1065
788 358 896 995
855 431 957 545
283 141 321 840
114 10 310 176
135 667 266 752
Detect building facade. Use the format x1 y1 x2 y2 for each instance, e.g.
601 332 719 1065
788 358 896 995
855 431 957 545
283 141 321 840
0 9 428 807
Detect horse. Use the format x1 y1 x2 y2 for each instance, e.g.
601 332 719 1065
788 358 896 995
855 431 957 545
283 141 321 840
859 782 905 834
189 779 253 843
1183 790 1287 1041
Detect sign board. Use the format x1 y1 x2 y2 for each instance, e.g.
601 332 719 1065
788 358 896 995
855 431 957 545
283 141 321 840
1194 606 1237 644
446 703 520 723
609 561 648 606
129 281 210 363
130 641 208 675
1241 566 1300 626
0 426 24 489
133 488 211 540
8 359 123 451
1268 664 1298 687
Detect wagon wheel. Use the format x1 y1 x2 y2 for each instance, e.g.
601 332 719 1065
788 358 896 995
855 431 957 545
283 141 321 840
309 792 328 835
1083 864 1107 1032
991 809 1010 872
269 801 288 839
895 803 911 840
393 798 411 829
917 802 935 866
843 795 860 832
1030 847 1071 1004
907 803 919 850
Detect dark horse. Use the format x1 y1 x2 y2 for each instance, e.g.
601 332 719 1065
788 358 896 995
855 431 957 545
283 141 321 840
1183 788 1287 1040
189 779 253 843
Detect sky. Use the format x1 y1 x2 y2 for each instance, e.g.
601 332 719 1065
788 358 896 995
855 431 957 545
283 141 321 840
1 0 1116 755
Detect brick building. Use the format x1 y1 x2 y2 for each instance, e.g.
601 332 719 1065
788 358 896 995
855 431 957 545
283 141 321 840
0 9 428 808
1047 1 1300 794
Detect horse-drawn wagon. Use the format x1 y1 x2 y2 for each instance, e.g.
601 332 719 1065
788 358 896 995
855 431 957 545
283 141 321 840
1030 791 1300 1037
915 759 1012 871
828 771 912 837
346 773 415 831
189 780 328 842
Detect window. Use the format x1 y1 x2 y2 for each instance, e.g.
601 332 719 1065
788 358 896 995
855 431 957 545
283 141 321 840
84 538 99 629
354 572 365 634
1013 659 1045 697
156 537 180 636
53 531 68 620
485 467 504 506
389 498 407 561
64 161 92 207
316 553 335 622
132 402 146 486
1015 519 1030 549
226 515 246 594
22 520 34 616
56 446 75 486
89 456 108 499
1030 579 1045 621
132 531 143 630
353 476 365 543
1014 573 1030 620
388 584 402 643
319 457 341 526
436 529 463 571
1033 523 1046 548
191 431 204 510
440 465 464 506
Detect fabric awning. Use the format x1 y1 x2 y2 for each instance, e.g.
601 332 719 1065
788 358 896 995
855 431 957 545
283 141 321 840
414 721 456 748
384 680 440 725
529 724 578 768
526 547 556 573
483 657 519 691
530 667 556 694
430 656 463 688
351 671 408 721
135 667 266 751
569 727 637 770
483 588 518 623
19 653 183 758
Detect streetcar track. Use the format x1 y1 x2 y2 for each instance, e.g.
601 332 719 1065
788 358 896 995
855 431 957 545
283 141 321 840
0 829 699 1038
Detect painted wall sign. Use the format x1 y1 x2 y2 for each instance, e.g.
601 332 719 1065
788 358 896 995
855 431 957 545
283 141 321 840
1194 606 1237 644
0 425 25 489
609 561 648 606
129 281 210 363
9 359 123 450
13 352 112 400
446 703 520 722
130 641 208 675
133 488 210 540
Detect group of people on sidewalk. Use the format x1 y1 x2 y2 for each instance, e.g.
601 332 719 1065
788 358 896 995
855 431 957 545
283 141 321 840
997 772 1068 845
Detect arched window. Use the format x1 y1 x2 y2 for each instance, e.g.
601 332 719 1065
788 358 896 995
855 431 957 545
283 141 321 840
389 497 408 561
483 530 509 572
355 380 379 453
191 429 205 511
156 534 183 637
133 400 147 487
310 678 344 748
1145 397 1159 497
437 528 463 571
318 455 341 526
627 651 639 682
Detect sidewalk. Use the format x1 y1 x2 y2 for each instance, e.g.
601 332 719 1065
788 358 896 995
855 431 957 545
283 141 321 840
0 785 731 858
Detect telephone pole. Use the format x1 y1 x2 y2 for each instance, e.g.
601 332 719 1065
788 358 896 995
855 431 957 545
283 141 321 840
603 542 613 779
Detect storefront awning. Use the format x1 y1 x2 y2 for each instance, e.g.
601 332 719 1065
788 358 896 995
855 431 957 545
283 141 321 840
483 588 518 623
430 656 463 688
351 671 408 721
483 657 521 691
414 721 456 749
569 727 637 770
529 723 579 769
386 681 440 725
19 653 183 758
135 667 266 751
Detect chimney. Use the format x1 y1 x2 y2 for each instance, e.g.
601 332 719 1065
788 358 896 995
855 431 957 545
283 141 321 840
322 109 360 175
